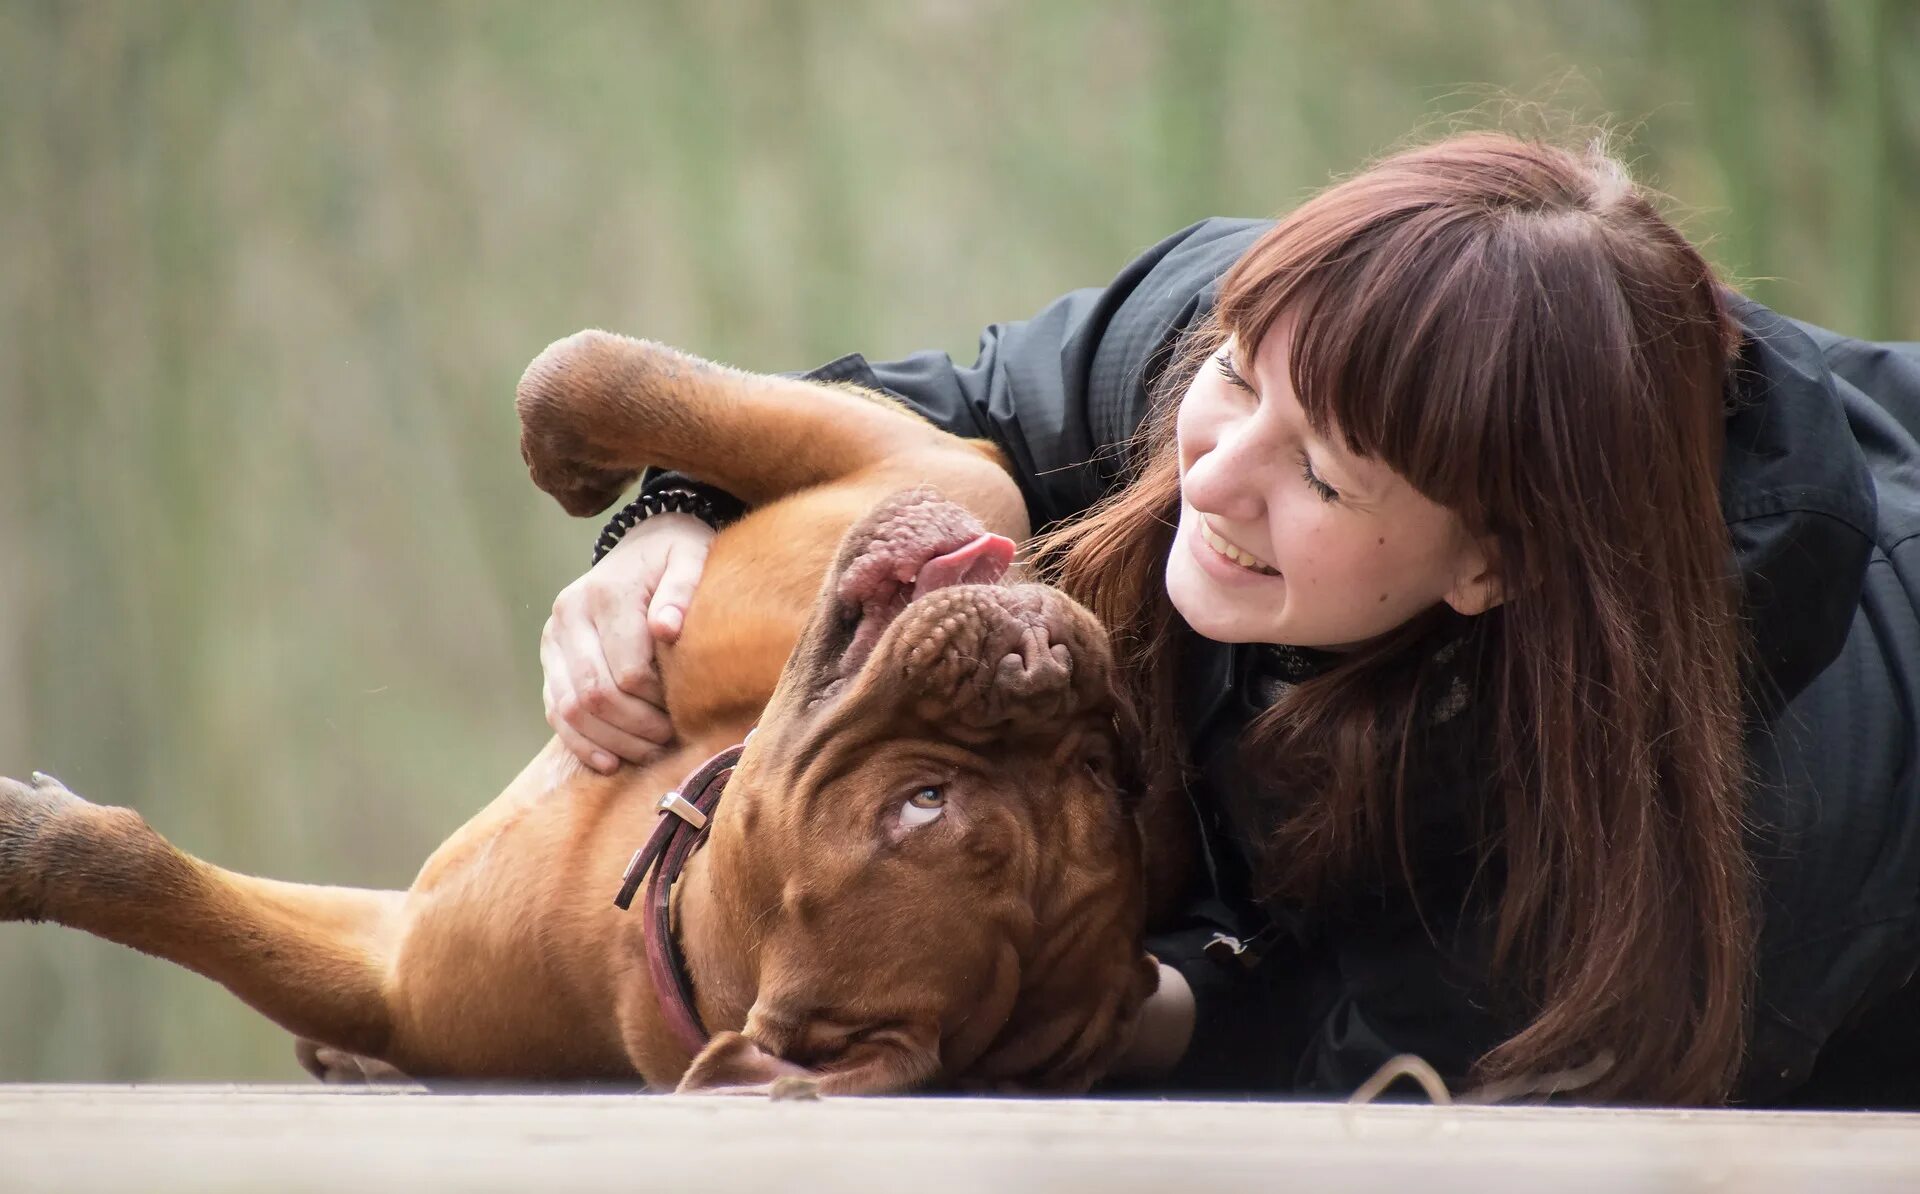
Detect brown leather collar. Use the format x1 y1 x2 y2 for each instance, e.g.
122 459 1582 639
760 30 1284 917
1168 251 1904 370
613 740 745 1058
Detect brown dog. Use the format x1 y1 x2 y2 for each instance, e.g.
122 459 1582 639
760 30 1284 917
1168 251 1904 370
0 331 1160 1093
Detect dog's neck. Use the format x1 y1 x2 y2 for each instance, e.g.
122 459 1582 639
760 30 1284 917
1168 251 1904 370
668 837 756 1044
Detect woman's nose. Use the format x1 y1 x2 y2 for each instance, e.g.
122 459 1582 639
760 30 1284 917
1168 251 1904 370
1184 427 1268 524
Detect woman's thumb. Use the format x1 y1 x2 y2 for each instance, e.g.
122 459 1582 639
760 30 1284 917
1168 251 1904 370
647 551 705 642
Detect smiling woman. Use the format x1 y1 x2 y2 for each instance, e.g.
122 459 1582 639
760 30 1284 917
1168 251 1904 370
1165 330 1500 650
554 130 1920 1106
1030 133 1759 1103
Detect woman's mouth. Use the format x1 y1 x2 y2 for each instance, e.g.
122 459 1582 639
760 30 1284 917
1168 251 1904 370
1199 518 1280 576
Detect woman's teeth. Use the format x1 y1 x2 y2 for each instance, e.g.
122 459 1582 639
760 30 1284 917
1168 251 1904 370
1201 520 1279 575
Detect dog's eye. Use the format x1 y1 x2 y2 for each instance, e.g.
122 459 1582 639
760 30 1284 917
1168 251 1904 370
900 786 945 828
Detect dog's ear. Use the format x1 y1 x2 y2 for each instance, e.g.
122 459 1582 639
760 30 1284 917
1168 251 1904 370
677 1021 942 1097
677 1031 815 1096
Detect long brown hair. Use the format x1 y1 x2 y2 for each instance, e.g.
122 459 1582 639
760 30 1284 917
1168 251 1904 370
1034 132 1750 1103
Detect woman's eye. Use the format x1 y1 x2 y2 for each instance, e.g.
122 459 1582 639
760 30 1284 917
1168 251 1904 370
900 786 945 828
1299 452 1340 503
1214 351 1257 396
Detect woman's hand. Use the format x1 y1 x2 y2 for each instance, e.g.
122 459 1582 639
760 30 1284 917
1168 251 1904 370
1113 960 1196 1079
542 513 715 773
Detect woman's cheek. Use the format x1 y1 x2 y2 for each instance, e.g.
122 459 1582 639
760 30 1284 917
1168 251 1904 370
1286 508 1368 592
1268 492 1325 568
1174 402 1209 471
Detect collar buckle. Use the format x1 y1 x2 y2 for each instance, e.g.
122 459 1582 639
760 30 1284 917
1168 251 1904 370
656 789 709 830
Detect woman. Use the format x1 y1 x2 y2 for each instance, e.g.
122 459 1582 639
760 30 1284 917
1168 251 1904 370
540 132 1920 1105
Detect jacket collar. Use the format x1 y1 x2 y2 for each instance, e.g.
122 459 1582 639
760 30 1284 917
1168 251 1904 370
1721 296 1877 713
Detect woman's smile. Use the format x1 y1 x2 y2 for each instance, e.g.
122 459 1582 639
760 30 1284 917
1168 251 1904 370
1197 515 1280 576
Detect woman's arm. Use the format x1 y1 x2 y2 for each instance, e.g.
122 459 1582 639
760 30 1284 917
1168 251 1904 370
1132 907 1301 1090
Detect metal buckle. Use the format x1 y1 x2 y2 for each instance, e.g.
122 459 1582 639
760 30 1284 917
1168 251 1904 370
656 789 709 830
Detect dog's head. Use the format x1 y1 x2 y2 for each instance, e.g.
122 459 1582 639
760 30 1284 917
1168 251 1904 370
680 488 1156 1096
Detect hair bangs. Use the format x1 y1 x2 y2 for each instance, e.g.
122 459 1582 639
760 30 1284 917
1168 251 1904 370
1214 192 1537 529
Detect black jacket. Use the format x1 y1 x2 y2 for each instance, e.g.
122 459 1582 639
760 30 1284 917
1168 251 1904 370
655 218 1920 1103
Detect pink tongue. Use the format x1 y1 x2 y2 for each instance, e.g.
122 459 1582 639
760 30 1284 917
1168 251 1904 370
911 533 1016 599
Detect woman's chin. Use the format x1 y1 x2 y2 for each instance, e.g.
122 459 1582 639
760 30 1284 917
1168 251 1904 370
1165 553 1276 644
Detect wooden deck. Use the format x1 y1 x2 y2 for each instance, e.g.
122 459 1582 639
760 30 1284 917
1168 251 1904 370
3 1085 1918 1192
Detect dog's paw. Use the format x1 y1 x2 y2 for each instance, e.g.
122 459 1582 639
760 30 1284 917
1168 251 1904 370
767 1075 823 1101
544 462 642 519
0 771 85 922
515 330 648 517
295 1039 413 1086
519 425 640 517
516 411 638 516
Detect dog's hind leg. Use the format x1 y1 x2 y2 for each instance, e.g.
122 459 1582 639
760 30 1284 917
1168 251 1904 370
0 771 402 1061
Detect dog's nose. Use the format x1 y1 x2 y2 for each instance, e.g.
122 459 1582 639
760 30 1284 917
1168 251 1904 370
900 588 1087 730
990 625 1073 700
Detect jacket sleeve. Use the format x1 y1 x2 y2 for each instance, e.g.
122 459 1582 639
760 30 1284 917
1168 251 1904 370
639 219 1269 530
1289 921 1511 1097
1145 894 1512 1096
1143 908 1303 1090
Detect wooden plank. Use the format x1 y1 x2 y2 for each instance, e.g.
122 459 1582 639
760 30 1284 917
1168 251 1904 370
2 1086 1918 1193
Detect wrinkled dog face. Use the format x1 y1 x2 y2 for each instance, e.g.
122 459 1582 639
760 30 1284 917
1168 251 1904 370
681 489 1155 1095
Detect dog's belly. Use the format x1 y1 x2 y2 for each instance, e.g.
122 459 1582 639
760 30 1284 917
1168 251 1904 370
380 740 679 1081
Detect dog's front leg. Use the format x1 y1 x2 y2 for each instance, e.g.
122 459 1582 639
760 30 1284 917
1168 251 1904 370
515 330 997 516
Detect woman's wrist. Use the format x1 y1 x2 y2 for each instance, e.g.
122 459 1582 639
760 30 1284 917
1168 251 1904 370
592 481 742 565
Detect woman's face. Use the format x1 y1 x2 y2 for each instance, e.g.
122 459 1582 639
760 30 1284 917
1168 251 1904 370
1166 326 1498 649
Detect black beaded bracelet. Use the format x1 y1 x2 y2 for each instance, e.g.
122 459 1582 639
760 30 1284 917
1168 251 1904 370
591 487 737 565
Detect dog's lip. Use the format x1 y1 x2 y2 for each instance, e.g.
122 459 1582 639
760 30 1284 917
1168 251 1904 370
811 580 1088 724
825 532 1016 689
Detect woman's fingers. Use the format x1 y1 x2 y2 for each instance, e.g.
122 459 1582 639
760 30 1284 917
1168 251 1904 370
539 514 720 775
543 666 622 774
646 518 713 643
543 608 672 771
597 596 672 737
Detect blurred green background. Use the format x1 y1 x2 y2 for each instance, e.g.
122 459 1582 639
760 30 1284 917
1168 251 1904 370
1 0 1914 1081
